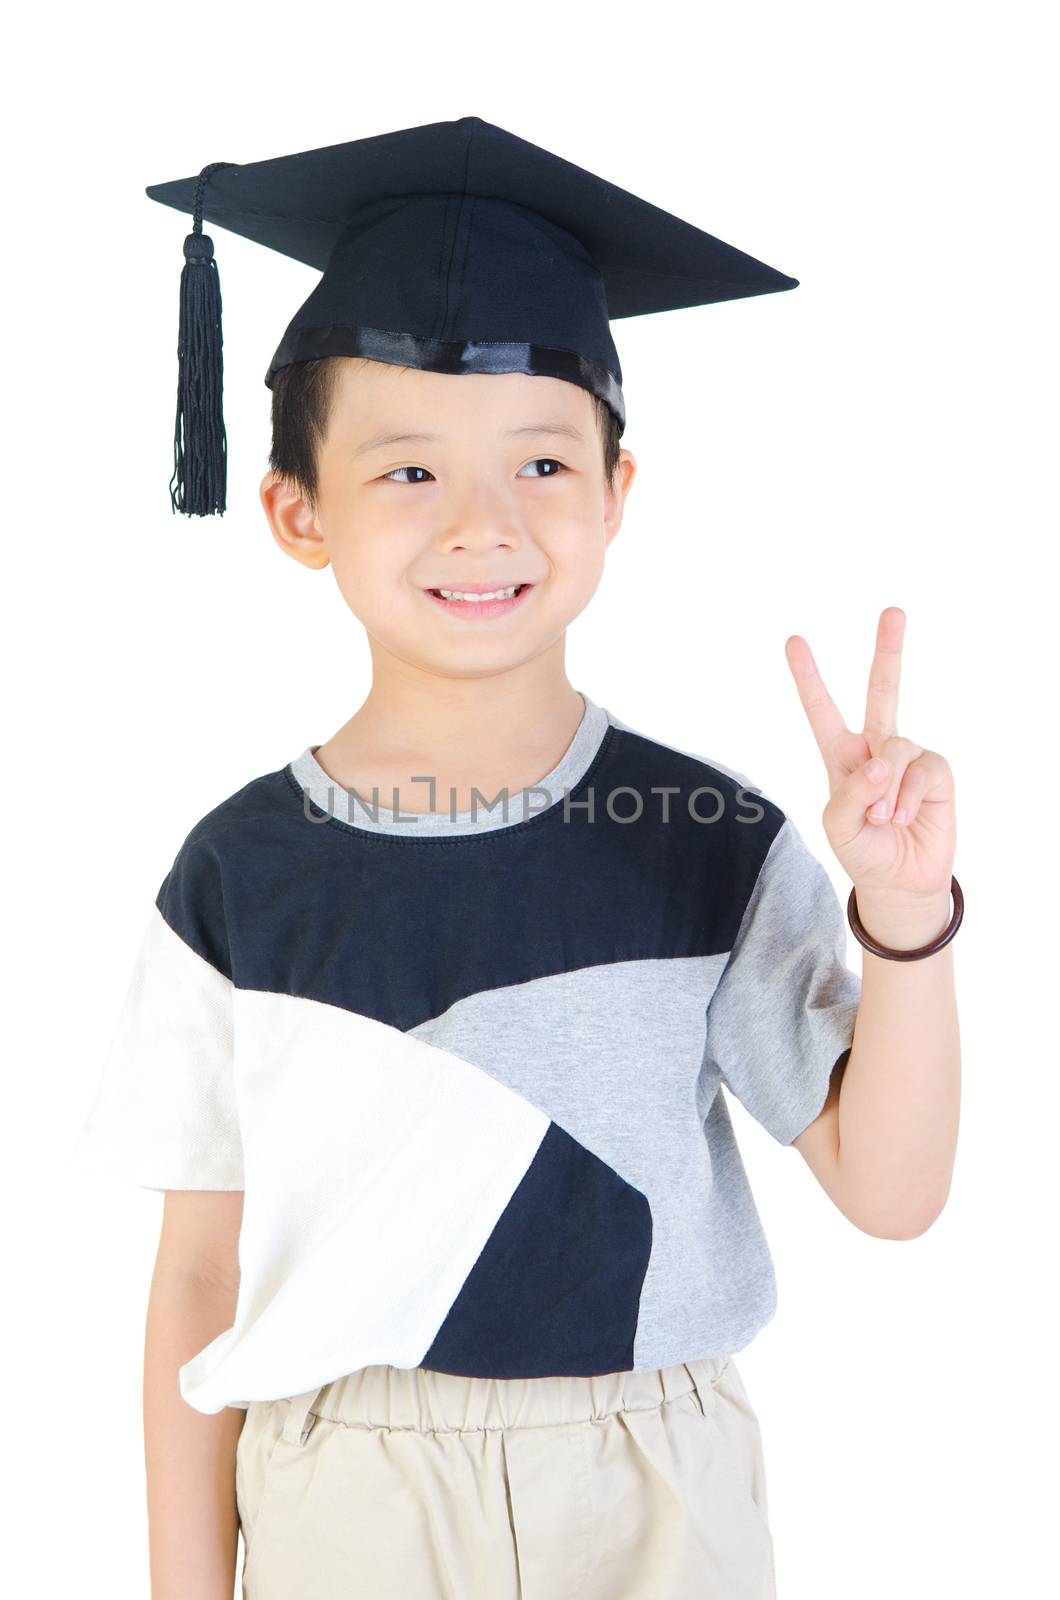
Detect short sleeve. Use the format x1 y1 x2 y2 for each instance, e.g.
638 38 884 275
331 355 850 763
73 839 244 1191
704 815 862 1147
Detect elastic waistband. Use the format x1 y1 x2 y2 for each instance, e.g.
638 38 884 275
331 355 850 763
280 1357 733 1445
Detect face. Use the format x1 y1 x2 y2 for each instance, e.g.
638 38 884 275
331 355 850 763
260 358 636 680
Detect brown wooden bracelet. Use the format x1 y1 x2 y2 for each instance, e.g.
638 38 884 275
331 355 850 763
847 874 963 961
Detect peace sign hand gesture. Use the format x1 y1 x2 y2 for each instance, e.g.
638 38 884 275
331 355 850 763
784 607 956 919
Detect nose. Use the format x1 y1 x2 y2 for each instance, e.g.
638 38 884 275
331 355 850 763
435 493 525 557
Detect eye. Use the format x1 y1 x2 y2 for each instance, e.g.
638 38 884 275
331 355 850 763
380 457 568 485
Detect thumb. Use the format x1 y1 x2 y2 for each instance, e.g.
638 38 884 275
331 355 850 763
830 754 890 833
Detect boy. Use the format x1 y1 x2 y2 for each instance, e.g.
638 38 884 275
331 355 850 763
75 116 962 1599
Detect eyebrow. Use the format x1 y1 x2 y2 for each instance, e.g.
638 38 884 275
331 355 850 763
352 420 586 459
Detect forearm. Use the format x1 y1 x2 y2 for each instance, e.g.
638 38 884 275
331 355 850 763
834 887 961 1239
144 1265 245 1600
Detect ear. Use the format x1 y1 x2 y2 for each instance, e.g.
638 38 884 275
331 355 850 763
259 472 331 570
603 449 637 550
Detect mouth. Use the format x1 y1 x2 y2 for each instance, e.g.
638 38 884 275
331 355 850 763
423 582 535 619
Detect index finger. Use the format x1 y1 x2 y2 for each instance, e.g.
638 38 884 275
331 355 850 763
784 632 850 778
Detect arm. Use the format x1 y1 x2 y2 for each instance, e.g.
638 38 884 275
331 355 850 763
792 889 960 1239
784 606 961 1241
144 1190 245 1600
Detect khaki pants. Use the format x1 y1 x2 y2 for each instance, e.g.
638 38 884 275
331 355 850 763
236 1355 776 1598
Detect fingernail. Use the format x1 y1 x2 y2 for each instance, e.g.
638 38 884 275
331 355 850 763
870 800 889 818
866 759 888 782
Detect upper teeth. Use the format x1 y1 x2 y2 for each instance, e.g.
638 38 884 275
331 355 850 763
437 586 521 601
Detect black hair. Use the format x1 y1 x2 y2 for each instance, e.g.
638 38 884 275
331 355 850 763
268 356 623 509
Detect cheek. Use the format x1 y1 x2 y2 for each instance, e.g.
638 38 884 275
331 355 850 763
326 536 419 623
538 517 608 585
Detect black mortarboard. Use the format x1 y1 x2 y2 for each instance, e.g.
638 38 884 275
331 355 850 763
147 115 798 517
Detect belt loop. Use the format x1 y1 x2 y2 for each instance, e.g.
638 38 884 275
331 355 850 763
282 1385 323 1447
687 1355 730 1421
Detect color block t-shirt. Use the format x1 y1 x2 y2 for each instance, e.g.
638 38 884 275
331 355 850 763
74 690 862 1415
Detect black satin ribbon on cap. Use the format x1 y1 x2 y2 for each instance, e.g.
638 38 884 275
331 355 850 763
264 324 626 434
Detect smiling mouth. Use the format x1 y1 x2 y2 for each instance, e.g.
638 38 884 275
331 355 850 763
423 582 535 616
427 583 530 600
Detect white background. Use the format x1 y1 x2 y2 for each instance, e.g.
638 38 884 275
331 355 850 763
5 2 1056 1595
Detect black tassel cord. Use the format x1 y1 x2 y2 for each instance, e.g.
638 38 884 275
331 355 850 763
170 161 237 517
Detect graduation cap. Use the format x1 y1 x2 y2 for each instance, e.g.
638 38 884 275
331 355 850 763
147 115 798 517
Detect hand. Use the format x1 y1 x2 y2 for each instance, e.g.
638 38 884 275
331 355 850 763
784 607 957 927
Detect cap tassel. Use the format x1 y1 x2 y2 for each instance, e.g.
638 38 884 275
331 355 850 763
169 161 236 517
